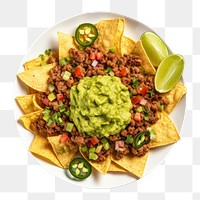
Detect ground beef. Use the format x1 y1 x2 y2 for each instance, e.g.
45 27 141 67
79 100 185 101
47 55 58 64
71 136 85 146
31 44 168 161
69 48 86 63
109 133 120 141
50 101 59 111
131 144 149 157
115 144 130 160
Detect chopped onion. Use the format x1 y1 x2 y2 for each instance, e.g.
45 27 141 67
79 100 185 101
48 84 55 92
140 99 147 106
91 60 98 67
148 127 156 140
109 71 114 76
118 141 124 147
62 71 71 81
115 142 119 150
61 71 65 77
115 141 124 150
150 132 156 140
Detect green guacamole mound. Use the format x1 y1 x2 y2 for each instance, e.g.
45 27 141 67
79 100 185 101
69 75 132 138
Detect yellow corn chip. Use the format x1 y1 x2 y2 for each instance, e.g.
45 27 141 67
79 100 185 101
95 18 124 54
162 82 187 114
121 36 136 55
58 32 77 61
29 135 62 168
108 162 127 173
80 147 111 175
16 94 42 114
26 87 38 94
20 110 43 133
132 40 156 75
24 51 58 71
111 152 149 178
17 64 54 92
48 135 79 168
150 112 180 148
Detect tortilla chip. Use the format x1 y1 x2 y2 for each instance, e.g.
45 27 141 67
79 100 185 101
132 40 156 75
58 32 77 61
121 36 135 55
24 51 58 71
32 94 42 109
20 110 43 133
95 18 124 54
111 152 149 178
17 64 54 92
26 87 38 94
29 135 62 168
48 135 79 168
108 162 127 173
161 82 187 114
79 147 111 175
16 94 42 114
149 112 180 148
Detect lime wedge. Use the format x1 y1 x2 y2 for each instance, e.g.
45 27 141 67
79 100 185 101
141 32 169 66
155 54 184 93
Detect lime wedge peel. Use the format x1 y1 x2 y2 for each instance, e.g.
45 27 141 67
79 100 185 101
140 32 169 67
155 54 184 93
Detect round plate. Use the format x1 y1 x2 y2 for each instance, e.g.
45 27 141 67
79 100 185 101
14 12 186 188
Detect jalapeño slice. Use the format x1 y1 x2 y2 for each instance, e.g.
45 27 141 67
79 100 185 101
75 23 98 47
69 157 92 180
133 132 150 149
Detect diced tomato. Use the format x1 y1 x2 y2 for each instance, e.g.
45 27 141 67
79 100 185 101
90 136 99 145
89 52 96 60
74 67 82 77
119 68 128 77
57 93 64 102
43 98 49 106
131 96 143 104
96 52 103 60
134 112 142 122
60 133 69 143
115 141 119 150
140 86 148 96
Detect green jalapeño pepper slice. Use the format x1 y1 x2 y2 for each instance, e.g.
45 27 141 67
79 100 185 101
75 23 98 47
133 132 150 148
69 157 92 180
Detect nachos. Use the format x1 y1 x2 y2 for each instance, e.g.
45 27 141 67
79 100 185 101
16 18 186 179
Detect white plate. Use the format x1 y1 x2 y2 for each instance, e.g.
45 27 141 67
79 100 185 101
14 12 186 188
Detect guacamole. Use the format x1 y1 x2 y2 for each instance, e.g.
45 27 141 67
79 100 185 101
69 75 132 138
